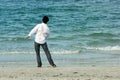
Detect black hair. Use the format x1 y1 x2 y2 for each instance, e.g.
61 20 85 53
42 16 49 23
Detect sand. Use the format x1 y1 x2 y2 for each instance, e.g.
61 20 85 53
0 66 120 80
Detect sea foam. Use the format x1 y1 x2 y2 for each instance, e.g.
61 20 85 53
86 46 120 51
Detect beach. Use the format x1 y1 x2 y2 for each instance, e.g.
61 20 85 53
0 0 120 80
0 66 120 80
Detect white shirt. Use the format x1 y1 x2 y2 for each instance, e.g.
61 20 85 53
28 23 50 44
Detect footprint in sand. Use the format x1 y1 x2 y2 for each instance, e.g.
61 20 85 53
73 72 78 74
53 73 63 77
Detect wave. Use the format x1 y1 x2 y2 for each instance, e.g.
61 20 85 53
51 50 81 54
87 38 120 46
0 46 120 55
0 50 81 55
0 37 25 42
87 33 116 38
86 46 120 51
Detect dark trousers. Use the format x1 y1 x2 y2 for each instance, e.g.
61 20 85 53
34 42 55 67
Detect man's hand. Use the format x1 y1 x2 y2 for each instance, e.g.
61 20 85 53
25 36 30 40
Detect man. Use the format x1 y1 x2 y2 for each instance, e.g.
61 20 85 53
26 16 56 67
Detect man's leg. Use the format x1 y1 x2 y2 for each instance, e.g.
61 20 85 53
34 42 42 67
41 43 56 67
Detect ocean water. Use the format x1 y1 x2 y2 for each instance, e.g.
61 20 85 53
0 0 120 66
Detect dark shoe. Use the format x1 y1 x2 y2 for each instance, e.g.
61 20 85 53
37 65 42 68
52 64 57 68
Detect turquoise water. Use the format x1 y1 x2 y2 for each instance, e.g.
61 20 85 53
0 0 120 66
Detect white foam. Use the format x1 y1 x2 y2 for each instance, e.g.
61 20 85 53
51 50 80 54
0 50 81 54
86 46 120 51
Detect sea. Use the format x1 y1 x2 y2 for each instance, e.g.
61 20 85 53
0 0 120 67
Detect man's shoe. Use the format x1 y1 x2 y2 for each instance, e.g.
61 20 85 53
37 65 42 68
52 64 57 68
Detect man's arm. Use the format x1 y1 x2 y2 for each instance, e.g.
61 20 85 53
25 24 39 40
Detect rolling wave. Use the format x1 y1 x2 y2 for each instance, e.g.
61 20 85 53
0 37 25 42
0 45 120 55
0 50 81 54
87 32 117 38
86 46 120 51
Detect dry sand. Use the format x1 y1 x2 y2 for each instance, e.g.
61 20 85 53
0 66 120 80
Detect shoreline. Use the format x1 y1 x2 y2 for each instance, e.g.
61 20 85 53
0 66 120 80
0 53 120 67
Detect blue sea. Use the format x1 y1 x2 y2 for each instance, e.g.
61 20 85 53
0 0 120 67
